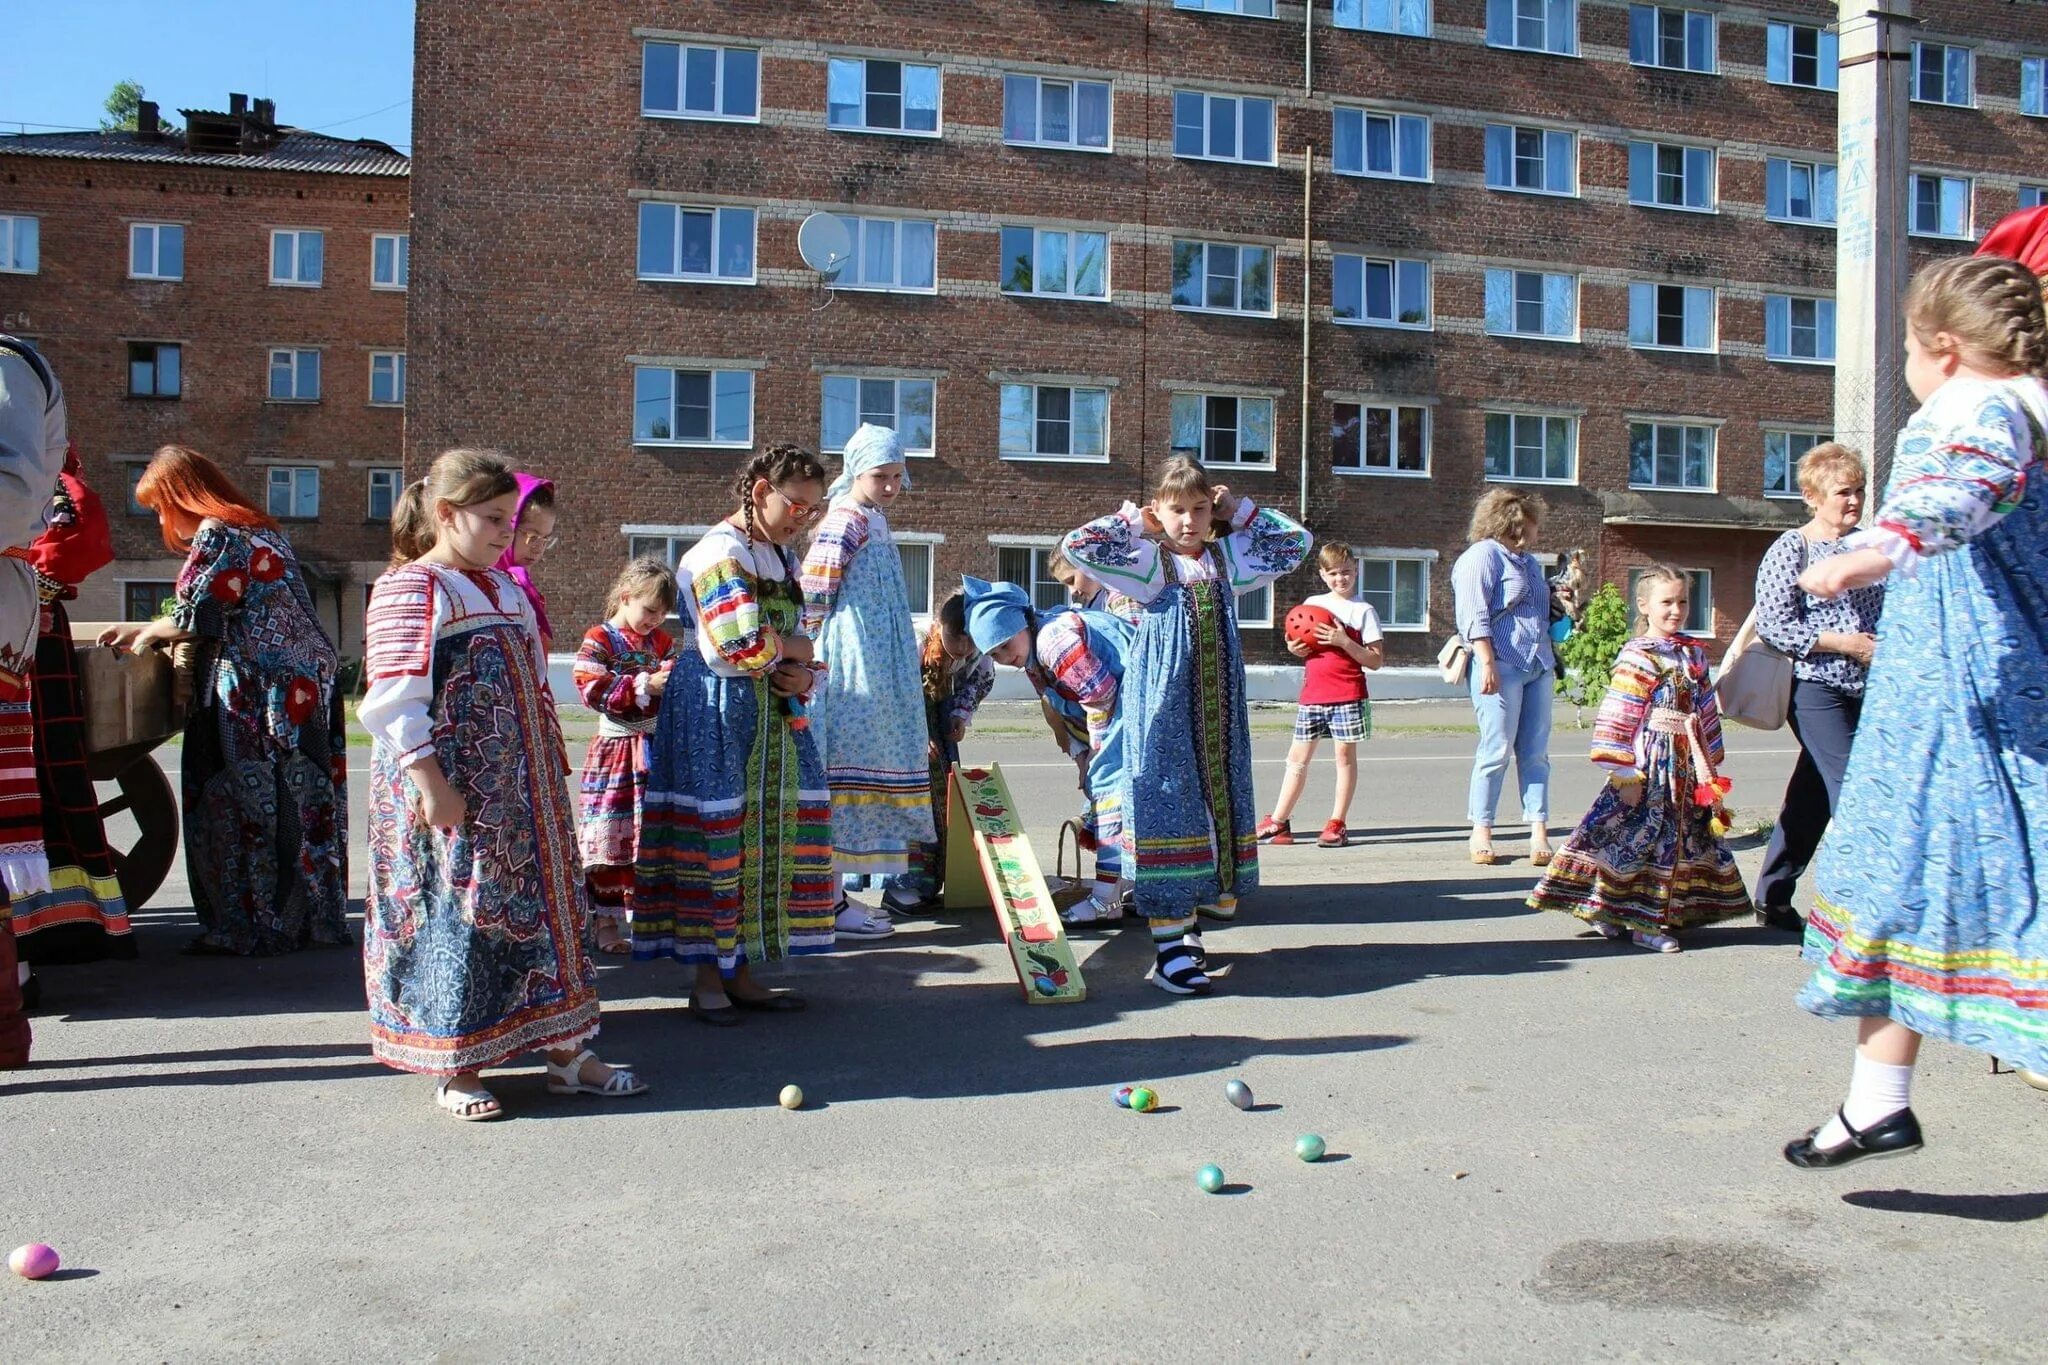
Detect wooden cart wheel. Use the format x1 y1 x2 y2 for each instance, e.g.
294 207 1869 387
97 754 179 911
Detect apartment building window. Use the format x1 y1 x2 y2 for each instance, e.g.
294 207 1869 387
1629 421 1716 491
269 229 324 286
129 224 184 280
1235 584 1274 628
1487 0 1577 56
1628 566 1712 635
372 233 409 290
1910 174 1972 239
1171 393 1273 468
1001 227 1109 300
267 466 320 520
1331 401 1429 477
2023 186 2048 211
637 203 756 283
1765 295 1837 363
268 349 321 402
367 467 403 520
642 42 759 120
0 216 38 274
126 342 180 398
827 57 940 135
995 544 1074 612
1175 0 1277 16
1171 240 1275 316
1484 269 1577 341
1912 41 1973 107
1628 141 1714 211
124 462 149 515
1332 254 1430 328
1763 429 1825 498
2024 58 2048 118
1484 412 1576 483
1767 22 1838 90
893 538 936 618
123 581 176 622
833 216 937 292
1628 5 1714 73
1766 157 1837 225
1627 283 1714 351
1483 124 1575 195
369 352 406 407
633 366 755 447
1002 75 1111 150
1173 91 1276 166
1334 0 1430 36
999 384 1109 461
821 375 935 456
1359 557 1428 629
1332 108 1429 180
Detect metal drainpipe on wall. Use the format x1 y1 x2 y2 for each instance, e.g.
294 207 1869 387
1299 144 1312 524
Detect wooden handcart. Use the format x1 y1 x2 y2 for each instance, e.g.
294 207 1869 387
71 633 191 911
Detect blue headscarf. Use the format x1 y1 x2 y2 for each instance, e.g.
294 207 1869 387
828 423 911 503
961 575 1034 653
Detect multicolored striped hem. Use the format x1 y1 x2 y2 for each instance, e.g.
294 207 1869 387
1529 849 1752 934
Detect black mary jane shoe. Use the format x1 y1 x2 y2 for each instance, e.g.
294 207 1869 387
687 997 744 1027
730 991 807 1013
1757 905 1807 935
1783 1106 1924 1169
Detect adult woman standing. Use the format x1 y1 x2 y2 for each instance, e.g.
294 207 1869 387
98 445 348 955
1451 489 1555 866
1751 443 1883 932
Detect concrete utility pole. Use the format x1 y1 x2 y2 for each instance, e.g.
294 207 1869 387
1833 1 1915 488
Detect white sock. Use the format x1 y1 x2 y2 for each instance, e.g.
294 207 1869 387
1815 1053 1915 1149
16 962 27 987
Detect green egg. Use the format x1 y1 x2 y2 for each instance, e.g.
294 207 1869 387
1295 1134 1326 1163
1197 1164 1226 1193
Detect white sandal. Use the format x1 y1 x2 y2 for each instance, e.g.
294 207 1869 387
544 1048 649 1098
1631 931 1681 954
435 1077 504 1122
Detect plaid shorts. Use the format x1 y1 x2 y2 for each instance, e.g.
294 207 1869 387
1293 700 1370 744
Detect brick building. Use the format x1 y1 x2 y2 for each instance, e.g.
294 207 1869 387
0 95 409 654
408 0 2048 664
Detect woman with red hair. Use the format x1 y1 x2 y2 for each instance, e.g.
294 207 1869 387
98 444 348 955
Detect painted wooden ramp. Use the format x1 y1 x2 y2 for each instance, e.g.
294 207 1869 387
942 762 1086 1004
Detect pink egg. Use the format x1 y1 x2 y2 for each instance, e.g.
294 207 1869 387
9 1243 60 1279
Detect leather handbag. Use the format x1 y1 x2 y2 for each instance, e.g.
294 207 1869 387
1718 534 1807 731
1437 634 1471 686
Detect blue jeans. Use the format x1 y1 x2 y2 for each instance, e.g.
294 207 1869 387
1468 663 1553 826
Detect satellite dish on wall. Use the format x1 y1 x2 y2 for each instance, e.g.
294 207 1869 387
798 213 853 278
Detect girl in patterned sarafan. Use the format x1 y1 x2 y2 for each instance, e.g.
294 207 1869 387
634 444 835 1025
495 472 557 652
800 423 936 940
1528 565 1752 953
1061 458 1311 994
360 449 646 1120
1781 244 2048 1167
572 557 679 954
882 588 995 915
100 444 349 957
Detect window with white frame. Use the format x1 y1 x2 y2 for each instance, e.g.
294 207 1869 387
1627 566 1712 635
827 57 940 135
266 466 320 519
1172 90 1275 165
895 539 935 617
995 544 1072 612
1000 227 1109 300
833 215 937 292
1763 429 1825 498
367 466 403 520
2024 186 2048 211
129 223 184 280
633 366 755 446
122 580 176 621
638 203 756 283
1171 392 1274 468
1628 421 1716 490
1767 21 1838 90
1486 0 1577 56
369 352 406 407
372 233 409 289
1483 124 1575 195
1628 5 1714 73
1002 75 1111 150
1765 295 1837 363
268 348 321 401
1910 174 1971 239
1332 402 1429 477
821 375 935 456
1358 557 1429 629
269 229 323 286
1332 254 1430 328
1332 107 1430 181
1628 141 1715 211
1766 157 1837 226
1171 240 1275 315
2025 58 2048 118
1335 0 1430 36
0 215 39 273
642 42 759 120
127 342 180 398
1627 282 1714 352
1484 269 1577 340
1235 584 1274 628
999 384 1109 461
1484 411 1576 483
1912 41 1973 107
1174 0 1277 16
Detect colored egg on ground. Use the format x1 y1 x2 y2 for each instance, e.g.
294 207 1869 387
8 1243 60 1279
778 1085 804 1110
1128 1086 1158 1113
1197 1164 1226 1193
1224 1080 1254 1110
1112 1085 1134 1108
1295 1134 1327 1163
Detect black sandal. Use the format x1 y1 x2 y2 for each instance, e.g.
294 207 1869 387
1783 1106 1923 1169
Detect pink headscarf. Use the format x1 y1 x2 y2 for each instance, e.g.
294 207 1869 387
496 471 554 645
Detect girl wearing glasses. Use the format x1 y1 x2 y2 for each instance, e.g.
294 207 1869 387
496 473 557 652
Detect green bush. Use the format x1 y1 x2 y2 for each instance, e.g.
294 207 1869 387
1555 582 1632 713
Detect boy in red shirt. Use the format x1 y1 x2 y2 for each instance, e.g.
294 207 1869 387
1257 541 1383 848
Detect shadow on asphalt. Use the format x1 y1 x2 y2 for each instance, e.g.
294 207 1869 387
1842 1189 2048 1222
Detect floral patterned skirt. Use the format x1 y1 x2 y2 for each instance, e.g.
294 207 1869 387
1529 778 1752 934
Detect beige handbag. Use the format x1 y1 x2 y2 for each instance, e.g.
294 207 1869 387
1437 634 1471 686
1716 611 1793 730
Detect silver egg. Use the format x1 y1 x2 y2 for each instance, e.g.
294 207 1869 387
1224 1079 1254 1111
